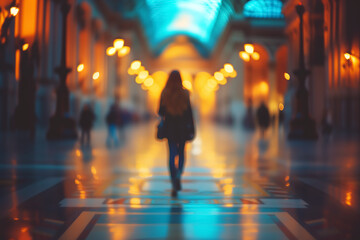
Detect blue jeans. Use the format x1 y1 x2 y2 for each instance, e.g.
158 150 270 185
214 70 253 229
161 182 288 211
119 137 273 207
168 140 185 186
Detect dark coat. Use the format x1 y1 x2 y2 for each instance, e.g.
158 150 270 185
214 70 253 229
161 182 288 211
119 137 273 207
79 108 95 130
158 90 195 142
256 103 270 129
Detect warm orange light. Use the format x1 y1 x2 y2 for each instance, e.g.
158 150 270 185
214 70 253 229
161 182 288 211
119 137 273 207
130 198 141 204
22 43 29 51
252 52 260 61
239 51 250 62
259 81 269 94
21 227 28 233
76 149 82 157
182 80 192 91
207 78 218 89
113 39 124 49
10 7 19 17
344 53 351 60
285 176 290 181
214 71 224 81
279 103 284 111
218 78 227 85
244 44 254 54
77 64 84 73
138 70 149 79
91 166 97 175
130 60 141 70
118 46 130 57
345 192 352 206
143 77 154 88
229 70 237 78
128 68 136 75
74 179 80 185
284 72 291 80
92 72 100 80
224 63 234 73
106 47 116 56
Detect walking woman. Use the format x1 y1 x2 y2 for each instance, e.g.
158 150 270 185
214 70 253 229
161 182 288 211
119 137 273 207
158 70 195 197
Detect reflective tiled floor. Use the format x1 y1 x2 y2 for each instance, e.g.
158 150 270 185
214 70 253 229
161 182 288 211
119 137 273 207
0 121 359 239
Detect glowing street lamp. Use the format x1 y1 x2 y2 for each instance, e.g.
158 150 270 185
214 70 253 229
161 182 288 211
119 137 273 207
284 72 291 80
130 60 141 70
143 77 154 88
113 39 124 50
22 43 29 51
106 47 116 56
252 52 260 61
224 63 234 73
118 46 130 57
92 72 100 80
344 53 351 60
239 51 250 62
77 64 84 72
214 71 224 81
10 7 19 17
244 44 254 54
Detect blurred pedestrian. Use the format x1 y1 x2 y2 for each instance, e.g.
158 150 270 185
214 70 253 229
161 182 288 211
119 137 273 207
256 101 270 137
243 98 255 130
106 103 120 147
79 104 95 145
158 70 195 197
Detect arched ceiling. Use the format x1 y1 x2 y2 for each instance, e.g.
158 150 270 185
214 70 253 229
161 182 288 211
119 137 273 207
135 0 234 57
102 0 284 57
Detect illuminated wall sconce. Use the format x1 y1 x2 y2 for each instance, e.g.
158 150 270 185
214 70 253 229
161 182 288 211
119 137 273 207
92 72 100 80
10 7 19 17
106 38 130 57
342 52 358 68
244 44 254 54
114 39 124 50
284 72 291 80
279 103 284 111
118 46 130 57
344 53 351 60
22 43 29 51
77 64 84 72
0 5 19 44
106 47 116 56
239 43 260 62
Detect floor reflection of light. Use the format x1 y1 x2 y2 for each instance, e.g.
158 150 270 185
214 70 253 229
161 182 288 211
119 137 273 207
91 166 97 175
223 184 235 195
240 204 259 240
91 166 99 180
130 198 142 208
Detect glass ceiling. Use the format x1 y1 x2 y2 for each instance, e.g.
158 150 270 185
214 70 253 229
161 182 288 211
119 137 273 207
243 0 284 19
116 0 284 56
135 0 233 57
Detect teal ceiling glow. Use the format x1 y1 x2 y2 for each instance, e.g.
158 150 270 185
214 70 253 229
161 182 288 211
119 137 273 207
135 0 233 57
243 0 283 19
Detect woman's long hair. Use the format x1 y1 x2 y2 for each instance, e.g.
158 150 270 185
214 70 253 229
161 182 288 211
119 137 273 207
161 70 189 116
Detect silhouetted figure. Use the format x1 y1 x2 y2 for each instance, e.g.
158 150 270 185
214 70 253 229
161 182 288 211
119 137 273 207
106 103 121 147
242 98 255 130
279 109 285 125
256 102 270 137
158 70 195 197
321 108 333 134
79 104 95 145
